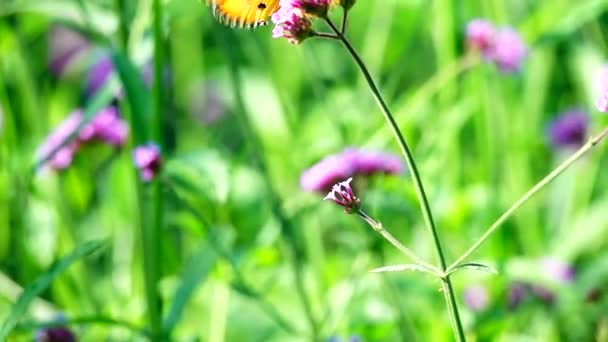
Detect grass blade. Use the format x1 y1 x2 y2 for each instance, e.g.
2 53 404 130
0 240 105 340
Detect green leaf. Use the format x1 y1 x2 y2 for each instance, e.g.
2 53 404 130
368 264 432 274
163 241 217 334
448 262 498 276
110 50 151 145
0 240 105 340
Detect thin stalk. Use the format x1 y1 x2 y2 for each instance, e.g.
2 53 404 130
448 128 608 273
358 211 441 275
143 0 165 340
325 18 466 341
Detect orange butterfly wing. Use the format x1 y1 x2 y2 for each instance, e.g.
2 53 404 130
206 0 281 28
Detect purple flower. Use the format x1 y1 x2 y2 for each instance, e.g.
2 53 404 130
486 28 527 72
548 110 588 148
300 148 404 193
324 178 361 213
283 0 332 16
272 6 313 45
464 20 527 72
541 257 575 283
507 282 527 310
36 326 76 342
86 54 115 98
463 285 489 311
79 106 128 146
37 111 83 170
466 19 495 55
133 144 162 181
37 107 129 171
48 25 89 77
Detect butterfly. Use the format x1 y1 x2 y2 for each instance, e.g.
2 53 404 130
205 0 281 29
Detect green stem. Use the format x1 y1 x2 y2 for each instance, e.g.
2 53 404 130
358 211 441 275
325 19 466 341
448 128 608 273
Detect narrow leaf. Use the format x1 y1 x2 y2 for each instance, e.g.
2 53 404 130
369 264 430 273
163 241 217 333
448 262 498 275
110 50 151 145
0 240 105 340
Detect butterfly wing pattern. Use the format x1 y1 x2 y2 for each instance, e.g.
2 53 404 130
206 0 281 28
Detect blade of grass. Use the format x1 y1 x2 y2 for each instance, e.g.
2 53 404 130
0 240 105 340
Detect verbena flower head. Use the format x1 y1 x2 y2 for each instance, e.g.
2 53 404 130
324 178 361 213
463 285 489 312
133 144 162 182
287 0 333 17
338 0 356 11
78 106 128 146
597 93 608 112
466 19 495 54
37 107 129 171
596 67 608 112
272 6 313 45
465 20 527 72
548 110 588 149
300 148 404 193
35 325 76 342
486 28 527 72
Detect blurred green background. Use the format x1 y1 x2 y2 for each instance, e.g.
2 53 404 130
1 0 608 341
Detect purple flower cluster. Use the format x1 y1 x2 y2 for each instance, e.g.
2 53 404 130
300 148 404 193
466 19 528 72
324 178 361 213
37 107 128 170
36 325 76 342
133 144 162 182
548 110 588 149
271 0 333 44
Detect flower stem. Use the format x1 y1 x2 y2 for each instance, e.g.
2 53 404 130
326 18 466 341
358 211 441 275
448 128 608 273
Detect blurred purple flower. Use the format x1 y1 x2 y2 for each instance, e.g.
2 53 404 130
597 93 608 112
324 177 361 213
300 148 404 192
133 144 162 182
463 284 489 311
37 111 83 170
465 20 527 72
79 106 128 146
48 25 90 77
507 282 527 310
86 54 115 98
37 107 128 171
466 19 495 55
548 110 588 148
541 257 575 283
486 28 527 72
531 285 555 304
36 325 76 342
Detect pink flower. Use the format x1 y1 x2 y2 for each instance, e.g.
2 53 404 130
464 285 489 312
283 0 332 16
597 93 608 112
464 19 528 73
133 144 162 181
300 148 404 193
324 178 361 213
486 28 528 72
466 19 495 55
272 6 313 45
37 107 129 171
